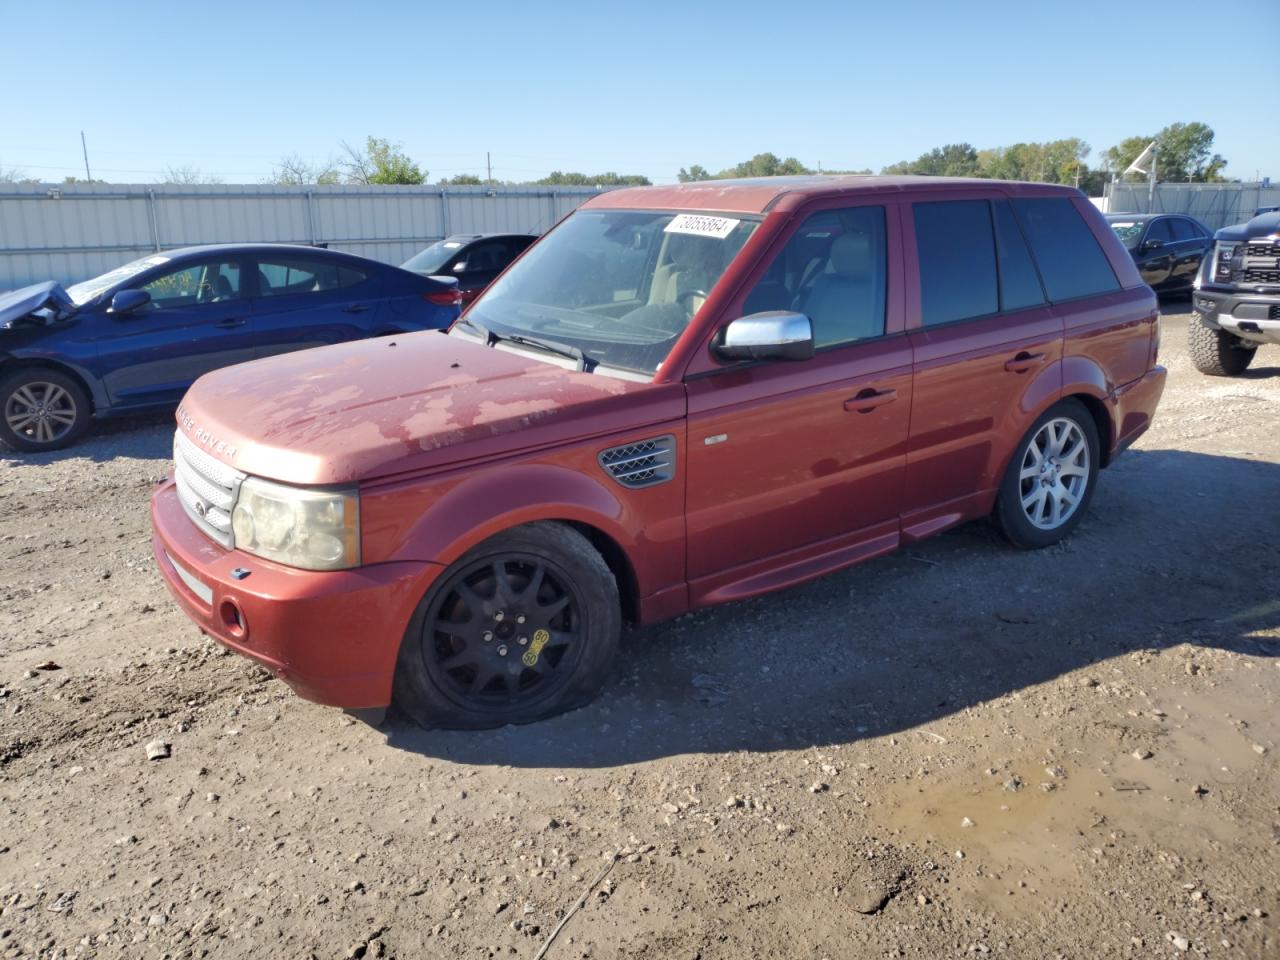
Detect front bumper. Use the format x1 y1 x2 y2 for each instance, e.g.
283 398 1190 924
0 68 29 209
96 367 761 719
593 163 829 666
1193 288 1280 346
151 480 439 708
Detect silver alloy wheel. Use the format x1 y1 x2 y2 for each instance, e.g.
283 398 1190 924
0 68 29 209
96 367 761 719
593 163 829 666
4 381 78 445
1018 417 1090 531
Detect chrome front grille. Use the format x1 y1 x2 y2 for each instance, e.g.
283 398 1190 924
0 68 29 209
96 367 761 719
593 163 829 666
598 435 676 489
173 429 244 547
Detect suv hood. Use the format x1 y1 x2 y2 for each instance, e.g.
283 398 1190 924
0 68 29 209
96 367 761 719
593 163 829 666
0 281 76 329
178 332 683 485
1216 211 1280 242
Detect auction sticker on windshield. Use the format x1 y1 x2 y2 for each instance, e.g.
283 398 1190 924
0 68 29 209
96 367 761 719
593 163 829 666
664 214 741 239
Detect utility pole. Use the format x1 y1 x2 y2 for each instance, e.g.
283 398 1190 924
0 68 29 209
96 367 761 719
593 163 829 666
486 152 492 184
80 130 91 181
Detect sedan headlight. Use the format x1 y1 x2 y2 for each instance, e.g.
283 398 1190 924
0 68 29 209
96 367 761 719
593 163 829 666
230 477 360 571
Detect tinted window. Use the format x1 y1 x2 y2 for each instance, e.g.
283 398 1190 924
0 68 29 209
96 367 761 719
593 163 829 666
256 257 367 297
743 206 887 347
1144 219 1174 243
1012 198 1120 301
457 241 509 274
141 260 241 308
992 200 1045 311
1169 219 1198 241
914 200 998 326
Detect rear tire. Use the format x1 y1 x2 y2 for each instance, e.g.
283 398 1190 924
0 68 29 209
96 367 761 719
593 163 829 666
994 399 1100 550
0 367 91 452
1189 314 1255 376
393 522 621 729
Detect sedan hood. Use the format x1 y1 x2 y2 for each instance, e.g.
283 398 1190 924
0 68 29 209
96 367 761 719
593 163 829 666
0 281 76 329
178 332 683 485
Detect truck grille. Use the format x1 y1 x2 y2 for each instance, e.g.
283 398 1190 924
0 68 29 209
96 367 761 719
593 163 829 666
1242 240 1280 285
598 435 676 489
172 429 244 547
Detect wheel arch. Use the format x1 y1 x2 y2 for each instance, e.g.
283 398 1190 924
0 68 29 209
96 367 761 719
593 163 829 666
0 356 99 415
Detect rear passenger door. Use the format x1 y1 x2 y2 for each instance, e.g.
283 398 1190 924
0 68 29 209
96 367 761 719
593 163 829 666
1136 219 1175 289
1168 218 1208 288
901 196 1063 538
249 254 383 359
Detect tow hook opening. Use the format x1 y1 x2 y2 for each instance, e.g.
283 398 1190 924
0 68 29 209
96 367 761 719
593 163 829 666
219 598 247 639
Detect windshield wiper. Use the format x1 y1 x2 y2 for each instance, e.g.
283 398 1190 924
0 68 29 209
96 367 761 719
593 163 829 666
455 314 596 372
500 332 596 372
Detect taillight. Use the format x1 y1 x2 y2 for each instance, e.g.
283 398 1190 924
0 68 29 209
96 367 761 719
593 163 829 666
424 288 462 307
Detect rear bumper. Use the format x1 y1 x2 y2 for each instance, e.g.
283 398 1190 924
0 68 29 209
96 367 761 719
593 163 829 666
150 481 439 708
1193 288 1280 345
1110 365 1167 460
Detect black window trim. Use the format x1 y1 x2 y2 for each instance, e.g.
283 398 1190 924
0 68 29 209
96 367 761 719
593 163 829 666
1009 196 1122 305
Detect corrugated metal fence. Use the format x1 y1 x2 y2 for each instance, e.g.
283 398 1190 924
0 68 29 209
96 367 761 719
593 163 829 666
0 182 615 291
1105 181 1280 231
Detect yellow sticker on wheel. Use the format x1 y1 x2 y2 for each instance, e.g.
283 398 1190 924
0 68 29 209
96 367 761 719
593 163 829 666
522 628 550 667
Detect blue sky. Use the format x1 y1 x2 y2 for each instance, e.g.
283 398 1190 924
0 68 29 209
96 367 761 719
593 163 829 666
2 0 1276 185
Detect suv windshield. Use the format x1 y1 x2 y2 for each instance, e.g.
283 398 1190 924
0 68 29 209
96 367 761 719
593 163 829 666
64 254 173 305
402 240 465 275
1108 221 1144 250
458 210 759 374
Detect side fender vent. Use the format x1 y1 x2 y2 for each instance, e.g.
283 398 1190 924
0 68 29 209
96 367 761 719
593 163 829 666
598 434 676 489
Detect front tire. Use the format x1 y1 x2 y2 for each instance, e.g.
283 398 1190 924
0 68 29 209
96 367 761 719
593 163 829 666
1189 315 1255 376
994 399 1100 549
393 522 621 729
0 368 91 452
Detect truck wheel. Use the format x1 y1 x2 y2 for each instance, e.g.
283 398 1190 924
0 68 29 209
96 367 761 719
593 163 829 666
393 522 621 729
1188 315 1255 376
994 399 1100 550
0 368 91 452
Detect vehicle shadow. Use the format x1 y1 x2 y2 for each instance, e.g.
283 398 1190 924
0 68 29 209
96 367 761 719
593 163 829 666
382 448 1280 767
0 412 174 466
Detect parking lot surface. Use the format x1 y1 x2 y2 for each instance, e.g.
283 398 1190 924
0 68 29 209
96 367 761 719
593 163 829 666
1 310 1277 959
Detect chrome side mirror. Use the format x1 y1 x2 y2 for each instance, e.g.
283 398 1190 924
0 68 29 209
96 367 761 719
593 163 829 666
715 311 814 362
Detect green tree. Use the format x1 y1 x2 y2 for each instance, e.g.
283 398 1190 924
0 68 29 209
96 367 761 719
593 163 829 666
339 137 426 185
441 174 483 185
677 164 712 182
882 143 979 177
1 163 35 183
719 152 813 178
1104 122 1227 182
535 171 651 186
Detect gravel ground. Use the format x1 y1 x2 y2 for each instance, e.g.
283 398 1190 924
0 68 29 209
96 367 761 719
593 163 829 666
1 309 1278 960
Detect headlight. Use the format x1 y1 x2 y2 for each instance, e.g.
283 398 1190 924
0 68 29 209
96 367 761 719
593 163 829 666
1212 241 1239 283
230 477 359 571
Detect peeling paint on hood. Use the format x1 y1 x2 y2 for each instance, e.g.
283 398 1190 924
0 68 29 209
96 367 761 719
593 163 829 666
177 331 684 485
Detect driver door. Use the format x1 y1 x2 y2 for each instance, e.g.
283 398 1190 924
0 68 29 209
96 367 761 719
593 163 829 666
96 258 256 408
683 202 912 605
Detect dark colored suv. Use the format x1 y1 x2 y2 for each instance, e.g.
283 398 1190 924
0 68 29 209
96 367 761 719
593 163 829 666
1190 210 1280 376
402 234 536 305
152 176 1165 729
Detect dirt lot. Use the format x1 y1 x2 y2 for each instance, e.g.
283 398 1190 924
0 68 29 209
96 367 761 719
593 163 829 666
1 309 1278 960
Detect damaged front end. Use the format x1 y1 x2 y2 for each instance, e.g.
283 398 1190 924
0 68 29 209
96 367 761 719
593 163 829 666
0 282 78 330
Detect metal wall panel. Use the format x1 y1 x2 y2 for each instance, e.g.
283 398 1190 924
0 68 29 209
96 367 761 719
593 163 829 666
0 183 615 291
1106 182 1280 231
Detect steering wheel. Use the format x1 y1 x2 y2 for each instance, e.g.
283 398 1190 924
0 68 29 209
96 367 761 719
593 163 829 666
677 289 709 312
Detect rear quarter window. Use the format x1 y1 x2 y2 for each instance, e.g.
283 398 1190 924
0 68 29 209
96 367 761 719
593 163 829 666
1011 198 1120 302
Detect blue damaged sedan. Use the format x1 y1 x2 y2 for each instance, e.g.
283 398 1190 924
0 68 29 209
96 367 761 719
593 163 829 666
0 244 460 451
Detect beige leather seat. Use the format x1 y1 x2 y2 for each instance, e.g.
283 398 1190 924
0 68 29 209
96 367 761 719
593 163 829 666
649 236 712 312
794 233 880 344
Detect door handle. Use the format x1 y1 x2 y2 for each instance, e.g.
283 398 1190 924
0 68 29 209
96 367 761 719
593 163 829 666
844 388 898 413
343 304 370 314
1004 352 1047 373
214 317 248 329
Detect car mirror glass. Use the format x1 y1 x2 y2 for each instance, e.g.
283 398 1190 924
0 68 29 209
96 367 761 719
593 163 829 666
452 261 468 273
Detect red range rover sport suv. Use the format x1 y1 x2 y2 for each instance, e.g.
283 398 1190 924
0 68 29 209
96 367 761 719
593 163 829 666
151 176 1166 728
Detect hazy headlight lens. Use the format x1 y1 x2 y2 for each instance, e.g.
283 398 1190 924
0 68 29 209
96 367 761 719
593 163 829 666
230 477 359 571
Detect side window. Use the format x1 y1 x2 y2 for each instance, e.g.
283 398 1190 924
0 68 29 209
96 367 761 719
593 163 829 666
992 200 1046 311
1011 198 1121 301
914 199 998 326
456 241 508 274
1169 219 1197 241
741 206 887 348
1144 219 1174 244
256 257 366 298
141 260 241 308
